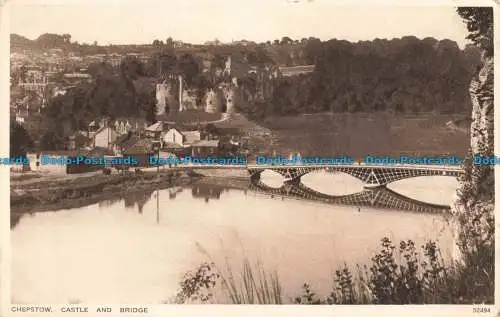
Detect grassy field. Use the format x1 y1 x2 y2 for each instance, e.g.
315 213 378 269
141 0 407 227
159 109 222 124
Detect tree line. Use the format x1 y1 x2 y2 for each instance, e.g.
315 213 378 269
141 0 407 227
12 34 482 150
238 37 481 118
37 62 156 150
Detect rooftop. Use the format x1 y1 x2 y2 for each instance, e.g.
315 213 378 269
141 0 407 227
192 140 220 147
124 138 153 154
181 131 201 144
146 121 164 132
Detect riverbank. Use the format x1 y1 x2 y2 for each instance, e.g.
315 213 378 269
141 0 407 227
10 170 201 227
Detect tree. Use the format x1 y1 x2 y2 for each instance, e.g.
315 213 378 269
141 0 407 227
451 6 494 303
457 7 494 56
39 130 65 151
10 120 33 156
303 37 322 64
246 47 272 66
120 56 145 80
36 33 67 50
166 37 174 47
177 54 201 86
147 51 178 78
280 36 293 45
137 90 156 124
236 36 478 118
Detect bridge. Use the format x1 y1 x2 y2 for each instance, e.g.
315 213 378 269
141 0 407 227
247 179 450 214
171 163 463 188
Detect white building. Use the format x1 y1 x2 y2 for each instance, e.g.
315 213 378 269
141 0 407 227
163 128 201 147
91 126 117 148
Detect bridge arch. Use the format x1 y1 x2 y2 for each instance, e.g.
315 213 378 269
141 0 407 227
247 165 462 188
248 178 450 213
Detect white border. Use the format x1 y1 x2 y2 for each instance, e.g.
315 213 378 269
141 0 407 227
0 1 498 316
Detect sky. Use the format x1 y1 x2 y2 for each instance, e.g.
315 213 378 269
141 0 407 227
7 0 473 47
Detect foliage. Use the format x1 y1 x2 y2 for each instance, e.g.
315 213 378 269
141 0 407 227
10 119 34 156
453 5 495 305
171 262 220 304
457 7 494 56
172 259 282 304
176 236 493 305
39 62 156 149
252 37 480 117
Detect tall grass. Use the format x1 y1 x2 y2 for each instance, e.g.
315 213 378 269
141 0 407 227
171 234 493 304
170 243 283 304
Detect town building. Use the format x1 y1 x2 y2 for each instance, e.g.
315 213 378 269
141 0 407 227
112 132 139 156
190 139 220 156
145 121 168 139
90 125 117 149
107 53 124 67
162 128 201 147
162 127 220 156
123 138 154 167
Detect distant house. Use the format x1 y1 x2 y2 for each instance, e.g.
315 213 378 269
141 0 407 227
112 132 139 156
91 125 117 149
145 121 167 139
32 149 115 174
114 118 148 136
88 121 99 138
34 151 84 175
123 138 154 167
162 128 201 147
63 73 92 85
162 128 220 156
190 139 220 156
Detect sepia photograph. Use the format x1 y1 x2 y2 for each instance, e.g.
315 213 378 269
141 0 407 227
4 0 495 310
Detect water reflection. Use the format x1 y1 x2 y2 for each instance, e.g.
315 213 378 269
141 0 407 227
191 184 223 203
168 187 184 199
88 176 452 219
11 176 457 304
250 180 450 214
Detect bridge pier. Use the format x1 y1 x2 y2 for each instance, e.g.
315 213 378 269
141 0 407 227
284 177 301 185
250 171 261 182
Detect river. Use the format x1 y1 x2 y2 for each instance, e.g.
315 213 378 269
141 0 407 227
11 171 458 304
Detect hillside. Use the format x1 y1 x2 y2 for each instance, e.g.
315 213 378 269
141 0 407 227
237 37 482 117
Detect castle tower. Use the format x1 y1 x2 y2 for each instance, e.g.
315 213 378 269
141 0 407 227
225 85 236 115
205 88 222 113
224 56 232 76
178 75 184 112
156 77 179 116
156 83 168 116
